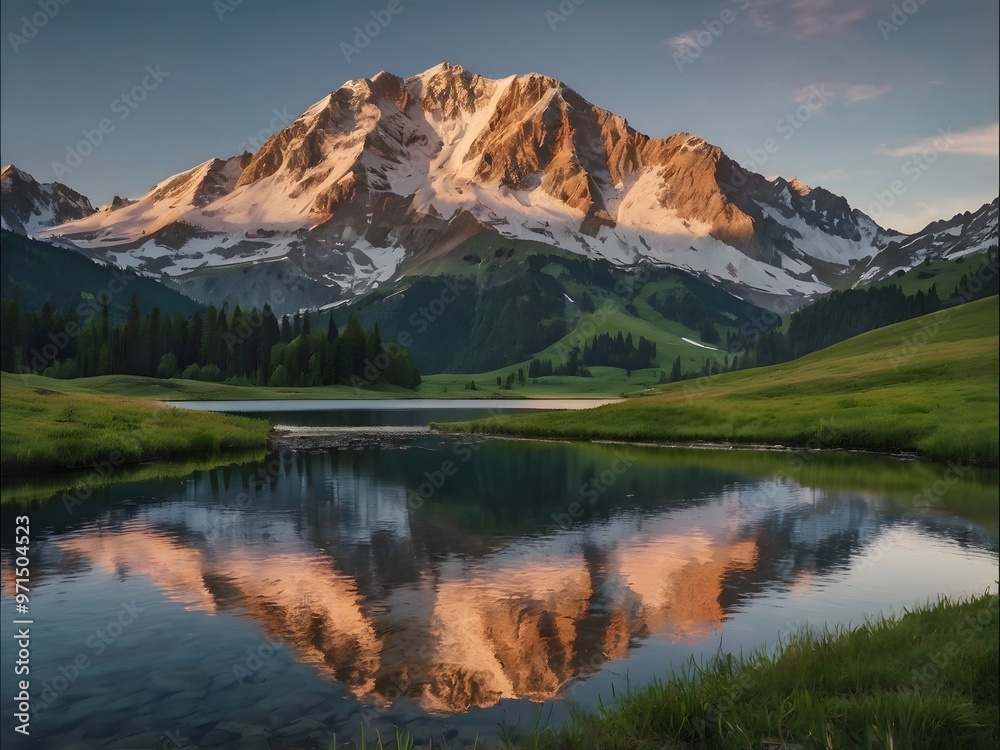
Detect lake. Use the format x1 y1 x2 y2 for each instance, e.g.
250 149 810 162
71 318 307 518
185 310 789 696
1 401 997 749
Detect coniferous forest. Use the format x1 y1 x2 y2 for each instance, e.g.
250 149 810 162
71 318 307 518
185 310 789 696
581 331 657 371
733 251 999 371
0 295 421 389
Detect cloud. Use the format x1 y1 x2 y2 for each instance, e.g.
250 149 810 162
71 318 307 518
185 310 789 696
749 0 870 38
792 82 891 108
876 123 1000 157
842 84 892 104
666 0 870 58
666 31 702 55
814 168 850 181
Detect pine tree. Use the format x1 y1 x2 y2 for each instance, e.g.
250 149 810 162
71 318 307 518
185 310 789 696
669 356 682 382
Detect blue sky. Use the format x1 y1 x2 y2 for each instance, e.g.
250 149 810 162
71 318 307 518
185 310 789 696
1 0 996 232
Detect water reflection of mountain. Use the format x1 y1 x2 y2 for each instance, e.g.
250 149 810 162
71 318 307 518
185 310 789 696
4 440 995 714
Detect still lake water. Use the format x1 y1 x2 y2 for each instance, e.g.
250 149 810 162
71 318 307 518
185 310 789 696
1 401 997 749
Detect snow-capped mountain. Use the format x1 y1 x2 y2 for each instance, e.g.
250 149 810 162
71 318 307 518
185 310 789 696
11 63 995 311
856 198 999 285
1 164 95 235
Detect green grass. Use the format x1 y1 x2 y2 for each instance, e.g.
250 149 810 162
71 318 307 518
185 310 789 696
0 449 266 504
865 250 993 296
514 593 999 750
419 304 730 398
438 297 1000 465
0 374 272 475
6 368 639 401
2 372 421 402
420 365 660 398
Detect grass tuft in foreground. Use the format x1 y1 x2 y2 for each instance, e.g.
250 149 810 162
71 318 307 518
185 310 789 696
514 593 999 750
1 374 271 475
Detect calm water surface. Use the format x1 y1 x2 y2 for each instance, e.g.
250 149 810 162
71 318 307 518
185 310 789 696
1 403 996 749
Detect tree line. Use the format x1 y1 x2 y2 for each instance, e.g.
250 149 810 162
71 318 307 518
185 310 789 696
0 295 421 389
582 331 657 371
732 250 998 371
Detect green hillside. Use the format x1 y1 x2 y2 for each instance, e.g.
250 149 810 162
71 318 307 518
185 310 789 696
440 296 1000 464
863 246 997 295
1 371 417 401
0 375 270 475
344 235 763 377
0 230 202 318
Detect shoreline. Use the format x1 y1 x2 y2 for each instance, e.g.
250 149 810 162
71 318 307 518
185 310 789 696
429 427 935 463
515 592 999 749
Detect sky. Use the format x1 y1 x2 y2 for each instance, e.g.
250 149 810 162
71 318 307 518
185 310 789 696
1 0 997 233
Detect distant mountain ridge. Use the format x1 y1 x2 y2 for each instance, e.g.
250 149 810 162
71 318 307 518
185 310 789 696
1 63 995 314
857 198 999 285
1 164 95 235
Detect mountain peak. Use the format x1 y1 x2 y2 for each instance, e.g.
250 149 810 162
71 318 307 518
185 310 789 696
787 177 811 195
1 164 34 185
415 62 475 80
1 165 95 234
32 63 975 312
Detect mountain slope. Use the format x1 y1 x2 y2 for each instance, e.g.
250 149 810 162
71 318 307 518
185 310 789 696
1 164 95 234
339 233 767 375
856 198 998 285
36 64 909 312
0 230 202 318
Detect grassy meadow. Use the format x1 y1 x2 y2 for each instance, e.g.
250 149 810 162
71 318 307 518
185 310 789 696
438 297 1000 465
0 373 271 475
4 371 420 402
513 593 999 750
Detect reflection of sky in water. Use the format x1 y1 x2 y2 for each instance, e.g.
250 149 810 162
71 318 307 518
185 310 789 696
0 438 996 748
